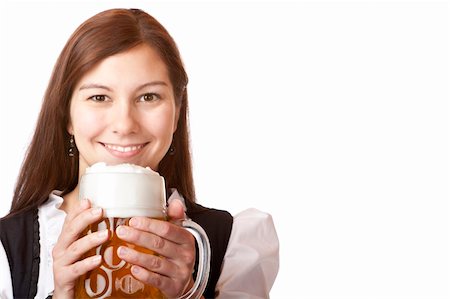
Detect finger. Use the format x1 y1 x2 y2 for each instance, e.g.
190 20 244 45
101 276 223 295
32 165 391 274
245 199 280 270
167 198 185 220
117 246 182 278
128 217 193 245
129 265 187 298
54 206 103 254
61 229 109 265
62 254 103 283
64 198 91 223
116 225 195 262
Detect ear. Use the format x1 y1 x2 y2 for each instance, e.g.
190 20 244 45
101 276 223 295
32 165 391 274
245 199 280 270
67 122 74 135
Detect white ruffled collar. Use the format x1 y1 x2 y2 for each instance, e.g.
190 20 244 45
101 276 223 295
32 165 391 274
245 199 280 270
37 191 66 297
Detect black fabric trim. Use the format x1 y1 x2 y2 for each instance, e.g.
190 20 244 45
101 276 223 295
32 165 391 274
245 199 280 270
185 200 233 299
0 208 40 299
29 209 40 298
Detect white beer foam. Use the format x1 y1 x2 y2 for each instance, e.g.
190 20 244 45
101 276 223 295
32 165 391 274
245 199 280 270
80 163 166 218
86 162 158 175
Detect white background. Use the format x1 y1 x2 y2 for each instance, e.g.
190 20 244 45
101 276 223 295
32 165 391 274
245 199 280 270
0 1 448 298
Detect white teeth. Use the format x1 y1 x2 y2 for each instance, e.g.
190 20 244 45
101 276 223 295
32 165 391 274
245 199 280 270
104 144 144 153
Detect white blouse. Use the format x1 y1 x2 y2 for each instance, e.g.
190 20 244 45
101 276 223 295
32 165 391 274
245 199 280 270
0 191 279 298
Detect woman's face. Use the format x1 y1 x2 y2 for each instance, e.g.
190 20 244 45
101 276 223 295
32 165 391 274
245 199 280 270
68 44 179 176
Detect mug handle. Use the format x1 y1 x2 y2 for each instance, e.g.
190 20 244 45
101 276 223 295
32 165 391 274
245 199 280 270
175 219 211 299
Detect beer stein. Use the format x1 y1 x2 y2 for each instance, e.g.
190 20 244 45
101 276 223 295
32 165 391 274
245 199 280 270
74 163 210 299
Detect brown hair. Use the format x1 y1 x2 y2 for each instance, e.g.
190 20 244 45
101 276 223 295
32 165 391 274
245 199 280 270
7 8 195 217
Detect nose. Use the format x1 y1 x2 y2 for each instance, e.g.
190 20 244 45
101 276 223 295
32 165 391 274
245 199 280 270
111 101 139 135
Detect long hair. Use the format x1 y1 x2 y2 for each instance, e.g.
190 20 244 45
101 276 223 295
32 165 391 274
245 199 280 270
7 8 195 217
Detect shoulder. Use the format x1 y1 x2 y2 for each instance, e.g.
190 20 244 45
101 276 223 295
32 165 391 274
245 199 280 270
186 201 233 225
0 208 38 240
185 201 233 241
0 208 39 256
0 207 36 222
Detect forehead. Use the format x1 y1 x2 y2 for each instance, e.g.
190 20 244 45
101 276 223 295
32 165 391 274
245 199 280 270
75 44 171 89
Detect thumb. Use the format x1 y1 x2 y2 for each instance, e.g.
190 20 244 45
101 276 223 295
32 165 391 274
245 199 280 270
167 198 186 221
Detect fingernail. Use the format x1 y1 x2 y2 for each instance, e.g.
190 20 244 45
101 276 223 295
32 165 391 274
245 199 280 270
81 199 90 209
129 218 138 227
97 230 108 239
92 255 102 264
132 266 140 274
116 226 127 237
91 207 102 216
118 246 128 256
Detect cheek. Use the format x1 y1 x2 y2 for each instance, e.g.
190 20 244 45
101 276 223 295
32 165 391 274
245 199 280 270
71 108 105 139
144 108 176 140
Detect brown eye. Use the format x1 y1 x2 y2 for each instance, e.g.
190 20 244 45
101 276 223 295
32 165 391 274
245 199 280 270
140 93 160 102
88 95 107 102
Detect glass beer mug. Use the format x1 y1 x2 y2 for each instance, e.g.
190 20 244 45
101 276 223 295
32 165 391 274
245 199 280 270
74 163 210 299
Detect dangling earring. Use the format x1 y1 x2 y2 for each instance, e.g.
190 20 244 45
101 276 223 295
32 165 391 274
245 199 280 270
68 135 76 157
168 145 175 156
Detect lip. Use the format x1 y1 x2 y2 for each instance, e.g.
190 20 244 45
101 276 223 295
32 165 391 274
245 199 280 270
101 142 148 158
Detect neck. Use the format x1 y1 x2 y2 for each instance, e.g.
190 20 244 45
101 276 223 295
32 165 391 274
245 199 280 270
60 185 79 214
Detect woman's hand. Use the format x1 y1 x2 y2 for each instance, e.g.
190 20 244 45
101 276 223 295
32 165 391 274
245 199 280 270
116 198 196 298
52 199 109 298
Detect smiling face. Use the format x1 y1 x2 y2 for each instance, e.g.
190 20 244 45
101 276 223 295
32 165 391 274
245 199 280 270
68 44 180 177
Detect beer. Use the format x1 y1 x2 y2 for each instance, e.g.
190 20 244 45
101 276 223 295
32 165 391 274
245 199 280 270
75 163 210 299
75 217 166 298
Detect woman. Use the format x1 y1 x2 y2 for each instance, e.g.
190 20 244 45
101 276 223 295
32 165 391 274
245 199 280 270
0 8 279 298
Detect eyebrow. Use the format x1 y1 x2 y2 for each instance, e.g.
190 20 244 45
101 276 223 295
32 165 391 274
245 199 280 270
78 81 169 92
